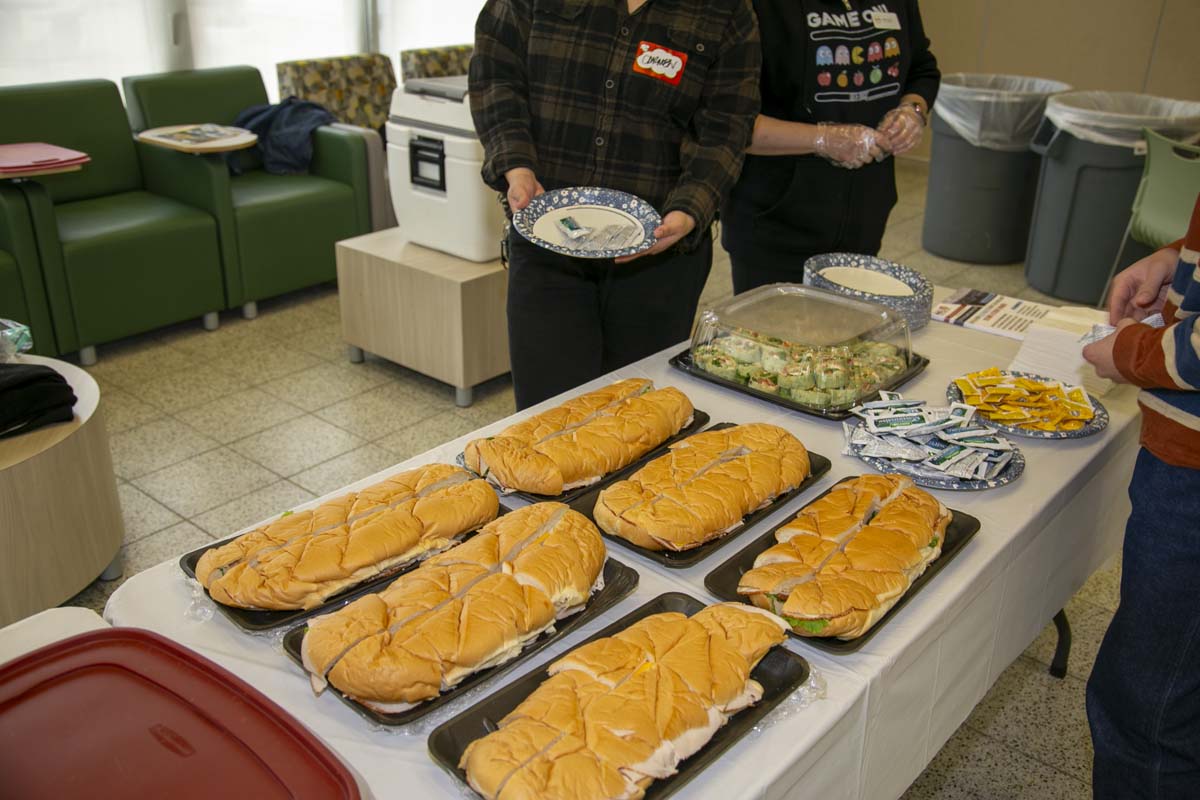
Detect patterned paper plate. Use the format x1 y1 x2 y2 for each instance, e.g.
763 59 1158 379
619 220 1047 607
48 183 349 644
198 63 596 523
848 420 1026 491
804 253 934 332
946 370 1109 440
512 186 662 259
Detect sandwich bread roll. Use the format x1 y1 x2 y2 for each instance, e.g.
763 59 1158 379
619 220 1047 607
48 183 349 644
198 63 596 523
463 379 695 496
460 603 788 800
594 423 810 551
738 475 951 640
298 503 606 711
194 463 499 610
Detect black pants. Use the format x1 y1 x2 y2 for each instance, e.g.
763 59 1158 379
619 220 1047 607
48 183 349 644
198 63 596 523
506 229 712 410
729 232 887 296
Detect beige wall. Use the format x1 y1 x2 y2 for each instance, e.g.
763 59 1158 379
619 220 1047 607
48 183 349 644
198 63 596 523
905 0 1198 159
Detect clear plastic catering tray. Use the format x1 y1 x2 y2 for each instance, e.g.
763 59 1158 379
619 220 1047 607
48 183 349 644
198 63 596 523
670 284 927 420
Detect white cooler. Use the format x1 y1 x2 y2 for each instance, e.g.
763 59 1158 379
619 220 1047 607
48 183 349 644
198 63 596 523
387 76 506 262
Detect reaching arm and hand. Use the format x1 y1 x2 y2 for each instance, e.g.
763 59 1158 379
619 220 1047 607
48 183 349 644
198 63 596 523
877 94 928 157
748 116 884 167
1105 246 1179 325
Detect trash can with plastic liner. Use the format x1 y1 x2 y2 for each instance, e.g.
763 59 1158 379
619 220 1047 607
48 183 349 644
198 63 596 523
1024 92 1200 304
923 74 1070 264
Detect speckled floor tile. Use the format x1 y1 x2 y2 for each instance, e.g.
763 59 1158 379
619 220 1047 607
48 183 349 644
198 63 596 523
351 357 458 405
880 215 925 262
251 296 340 339
890 199 927 225
117 483 183 544
378 410 482 461
953 262 1032 297
85 338 206 389
61 575 123 615
99 385 163 434
900 249 972 285
966 656 1094 783
902 726 1091 800
123 521 213 576
455 377 517 427
175 387 305 444
193 480 315 537
290 444 400 496
1025 597 1114 682
1076 555 1121 613
131 361 246 413
257 361 391 412
133 447 279 518
284 320 350 363
108 417 219 480
231 414 365 476
314 381 443 440
213 343 324 385
159 316 263 361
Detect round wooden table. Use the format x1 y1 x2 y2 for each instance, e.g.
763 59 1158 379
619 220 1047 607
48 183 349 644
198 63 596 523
0 356 123 625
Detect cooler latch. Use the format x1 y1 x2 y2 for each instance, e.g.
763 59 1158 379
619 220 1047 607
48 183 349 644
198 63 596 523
409 136 446 192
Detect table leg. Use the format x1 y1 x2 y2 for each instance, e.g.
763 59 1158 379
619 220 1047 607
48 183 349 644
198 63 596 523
78 346 97 366
1050 609 1071 679
455 386 474 408
347 345 365 364
242 301 258 320
202 311 219 331
99 550 123 582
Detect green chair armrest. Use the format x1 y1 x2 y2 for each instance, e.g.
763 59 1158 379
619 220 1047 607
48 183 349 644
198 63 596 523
135 140 244 307
311 125 371 235
16 181 78 353
0 184 58 354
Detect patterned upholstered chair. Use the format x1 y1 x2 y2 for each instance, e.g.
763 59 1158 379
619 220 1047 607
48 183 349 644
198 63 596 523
275 54 397 230
399 45 473 81
276 53 397 132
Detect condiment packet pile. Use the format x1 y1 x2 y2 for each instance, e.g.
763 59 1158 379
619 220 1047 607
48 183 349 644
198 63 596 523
843 390 1015 483
954 367 1093 432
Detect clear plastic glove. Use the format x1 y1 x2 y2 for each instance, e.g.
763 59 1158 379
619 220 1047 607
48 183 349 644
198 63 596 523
813 122 884 168
877 104 925 156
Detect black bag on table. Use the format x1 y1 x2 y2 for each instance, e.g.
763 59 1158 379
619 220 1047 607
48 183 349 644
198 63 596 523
0 363 77 439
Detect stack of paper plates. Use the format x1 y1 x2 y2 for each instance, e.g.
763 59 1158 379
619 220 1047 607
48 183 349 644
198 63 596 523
804 253 933 331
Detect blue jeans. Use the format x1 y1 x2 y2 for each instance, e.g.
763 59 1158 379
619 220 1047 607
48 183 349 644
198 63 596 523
1087 448 1200 799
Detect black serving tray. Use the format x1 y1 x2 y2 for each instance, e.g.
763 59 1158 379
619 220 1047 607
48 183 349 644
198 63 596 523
570 422 832 569
669 348 930 421
427 591 810 800
179 504 514 633
703 476 982 654
459 410 711 505
282 557 639 726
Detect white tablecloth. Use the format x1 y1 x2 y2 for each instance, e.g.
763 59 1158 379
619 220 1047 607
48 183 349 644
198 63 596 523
105 317 1140 800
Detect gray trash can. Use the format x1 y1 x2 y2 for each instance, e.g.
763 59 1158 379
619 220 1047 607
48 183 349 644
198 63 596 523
923 74 1069 264
1024 92 1200 304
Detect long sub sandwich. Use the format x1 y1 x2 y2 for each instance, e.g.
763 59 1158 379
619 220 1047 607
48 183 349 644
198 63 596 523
594 423 810 551
194 463 498 610
738 474 951 639
300 503 606 711
463 379 694 496
460 602 788 800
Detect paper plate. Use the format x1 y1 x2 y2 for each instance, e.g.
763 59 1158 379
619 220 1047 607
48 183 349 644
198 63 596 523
848 420 1025 491
804 253 934 332
513 186 662 259
946 370 1109 439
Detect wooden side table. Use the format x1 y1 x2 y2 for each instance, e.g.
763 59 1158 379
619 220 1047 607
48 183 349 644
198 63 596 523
336 229 510 407
0 356 124 626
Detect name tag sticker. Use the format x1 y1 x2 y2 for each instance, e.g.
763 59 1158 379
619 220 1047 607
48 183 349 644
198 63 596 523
632 41 688 85
872 11 901 30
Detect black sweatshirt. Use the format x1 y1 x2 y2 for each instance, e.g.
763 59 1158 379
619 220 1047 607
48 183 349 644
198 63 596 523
722 0 940 260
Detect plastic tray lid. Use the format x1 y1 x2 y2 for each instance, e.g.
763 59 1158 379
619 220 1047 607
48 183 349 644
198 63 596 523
692 283 911 352
0 628 363 800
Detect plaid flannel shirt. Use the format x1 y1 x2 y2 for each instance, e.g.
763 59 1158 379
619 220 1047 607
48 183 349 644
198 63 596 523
469 0 761 250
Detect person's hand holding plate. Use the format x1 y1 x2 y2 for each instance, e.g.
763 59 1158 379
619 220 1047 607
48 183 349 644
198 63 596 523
614 210 695 263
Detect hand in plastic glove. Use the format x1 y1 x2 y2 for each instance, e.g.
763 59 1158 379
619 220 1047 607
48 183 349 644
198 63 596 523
1082 318 1135 383
615 210 696 263
813 122 884 168
504 167 545 211
877 104 926 156
1106 246 1179 325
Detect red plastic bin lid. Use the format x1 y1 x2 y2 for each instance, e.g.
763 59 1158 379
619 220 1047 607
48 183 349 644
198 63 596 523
0 628 361 800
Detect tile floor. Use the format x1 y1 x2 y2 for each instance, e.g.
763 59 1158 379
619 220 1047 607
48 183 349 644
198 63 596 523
59 157 1112 798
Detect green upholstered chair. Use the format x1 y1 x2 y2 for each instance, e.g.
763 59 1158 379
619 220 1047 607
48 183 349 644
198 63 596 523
0 80 226 365
0 184 56 355
122 66 371 318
